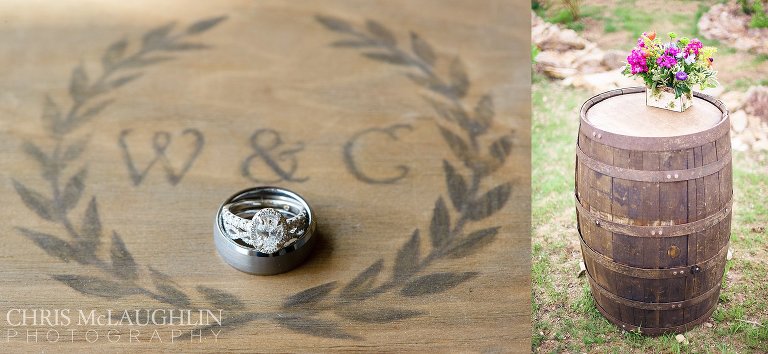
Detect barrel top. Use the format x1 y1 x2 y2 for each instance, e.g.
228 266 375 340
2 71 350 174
585 89 724 137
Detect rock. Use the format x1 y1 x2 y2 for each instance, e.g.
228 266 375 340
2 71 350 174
562 68 640 93
743 86 768 121
704 322 713 328
675 334 689 345
721 91 745 111
698 4 768 55
601 50 627 70
731 110 748 133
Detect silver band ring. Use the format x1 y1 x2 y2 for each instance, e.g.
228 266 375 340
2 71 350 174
214 186 316 275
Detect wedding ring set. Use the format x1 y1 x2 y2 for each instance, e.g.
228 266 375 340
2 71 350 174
214 186 316 275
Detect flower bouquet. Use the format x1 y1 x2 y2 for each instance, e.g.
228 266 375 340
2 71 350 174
622 31 719 112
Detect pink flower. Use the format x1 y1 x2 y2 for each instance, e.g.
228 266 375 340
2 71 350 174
685 39 703 56
656 55 676 68
627 48 648 74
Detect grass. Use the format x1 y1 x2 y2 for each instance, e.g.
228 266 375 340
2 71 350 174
532 70 768 353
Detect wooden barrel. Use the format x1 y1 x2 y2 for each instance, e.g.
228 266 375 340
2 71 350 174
575 87 732 335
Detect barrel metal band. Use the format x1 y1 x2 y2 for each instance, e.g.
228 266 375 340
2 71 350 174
593 296 718 335
575 197 732 238
578 233 728 279
579 87 730 151
587 272 720 311
576 145 731 183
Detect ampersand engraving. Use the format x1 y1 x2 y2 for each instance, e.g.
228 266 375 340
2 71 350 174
118 128 204 186
344 124 413 184
241 128 308 183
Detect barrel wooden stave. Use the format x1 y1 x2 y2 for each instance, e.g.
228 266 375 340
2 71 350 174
575 88 731 335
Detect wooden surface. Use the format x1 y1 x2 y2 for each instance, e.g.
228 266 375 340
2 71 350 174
587 93 722 137
0 0 530 352
576 90 731 334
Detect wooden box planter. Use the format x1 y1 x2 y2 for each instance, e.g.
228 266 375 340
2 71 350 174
575 87 731 335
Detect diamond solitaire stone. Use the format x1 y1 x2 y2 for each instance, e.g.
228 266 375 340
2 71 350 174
247 208 290 254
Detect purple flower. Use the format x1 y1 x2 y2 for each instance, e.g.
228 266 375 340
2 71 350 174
675 71 688 81
664 45 680 58
627 48 648 74
637 38 645 48
656 55 677 68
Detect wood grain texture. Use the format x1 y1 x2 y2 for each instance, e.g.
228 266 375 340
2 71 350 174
0 0 530 352
586 92 721 137
576 90 731 335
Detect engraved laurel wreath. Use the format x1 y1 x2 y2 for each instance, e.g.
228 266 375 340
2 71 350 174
12 15 514 340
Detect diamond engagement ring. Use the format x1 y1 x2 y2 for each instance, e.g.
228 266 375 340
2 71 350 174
221 202 308 254
214 186 316 275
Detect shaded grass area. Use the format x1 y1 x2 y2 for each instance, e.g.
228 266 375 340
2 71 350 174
532 74 768 353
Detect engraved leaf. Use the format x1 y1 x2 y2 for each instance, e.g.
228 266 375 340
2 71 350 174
449 57 469 98
110 74 143 89
142 22 175 49
197 286 244 310
400 272 478 297
466 183 512 221
315 15 353 32
53 275 139 299
12 179 54 220
365 20 396 46
110 231 137 280
149 267 189 307
362 52 409 65
490 135 513 164
410 32 435 66
61 136 90 162
17 227 80 263
337 307 424 323
276 316 360 340
443 160 467 210
394 230 420 279
61 167 87 212
41 95 61 132
283 282 337 308
79 197 102 254
444 227 499 258
331 40 372 48
102 38 127 70
429 197 450 248
69 65 89 102
21 141 51 167
407 73 441 90
122 56 174 68
438 126 472 165
186 15 227 35
341 259 383 299
164 42 209 51
475 94 494 130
